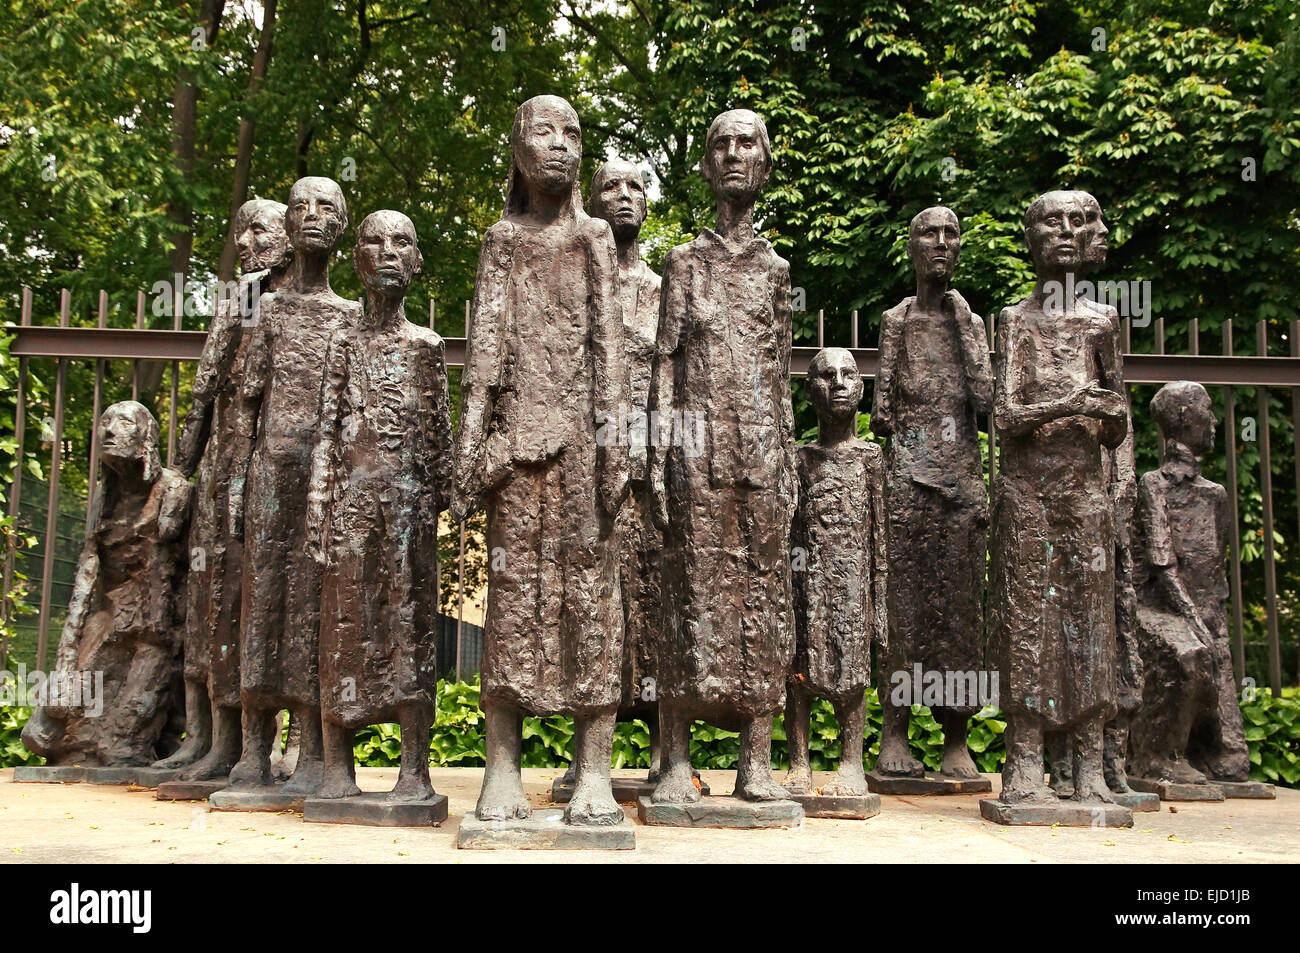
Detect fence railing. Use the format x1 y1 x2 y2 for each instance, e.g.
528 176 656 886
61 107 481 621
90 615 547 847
4 291 1298 694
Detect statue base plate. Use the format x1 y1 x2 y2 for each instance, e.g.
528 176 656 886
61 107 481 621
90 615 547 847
550 775 710 803
1214 780 1276 799
13 766 87 783
789 791 881 819
979 798 1134 827
127 767 185 788
866 769 992 795
155 779 229 801
303 792 449 827
636 795 804 829
1110 791 1161 812
13 765 179 786
456 809 635 849
1129 778 1225 802
209 788 306 813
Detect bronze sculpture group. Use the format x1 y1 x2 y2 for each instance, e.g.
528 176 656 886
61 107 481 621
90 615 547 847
19 95 1269 844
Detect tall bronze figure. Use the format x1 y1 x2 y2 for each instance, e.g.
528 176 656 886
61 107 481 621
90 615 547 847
648 109 797 808
306 210 453 811
157 199 290 783
984 191 1130 825
784 347 887 814
21 402 191 769
870 206 992 792
226 177 359 797
451 95 630 831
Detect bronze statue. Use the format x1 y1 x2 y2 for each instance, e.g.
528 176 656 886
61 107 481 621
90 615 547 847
21 402 191 767
1128 382 1250 788
784 347 887 802
451 95 630 828
987 191 1128 816
306 210 453 808
647 109 797 806
226 177 359 796
870 206 992 788
157 199 290 783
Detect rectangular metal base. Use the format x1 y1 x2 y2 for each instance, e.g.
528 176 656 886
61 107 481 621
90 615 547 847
979 798 1134 827
790 791 881 819
1111 791 1161 812
637 795 804 829
1214 780 1276 799
550 775 710 804
13 766 86 783
208 787 306 813
866 769 993 795
456 809 635 849
126 767 185 788
155 779 229 801
1129 777 1225 802
303 792 449 827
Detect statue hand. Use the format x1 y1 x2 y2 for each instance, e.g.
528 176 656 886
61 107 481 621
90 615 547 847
649 477 669 532
1082 386 1126 422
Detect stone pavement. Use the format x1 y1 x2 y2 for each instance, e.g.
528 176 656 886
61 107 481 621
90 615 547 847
1 768 1295 864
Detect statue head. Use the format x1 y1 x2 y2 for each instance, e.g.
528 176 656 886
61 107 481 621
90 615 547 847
504 95 583 216
285 177 348 255
701 109 772 204
1151 380 1215 460
1024 190 1085 276
1072 190 1109 276
354 210 422 299
233 199 290 273
907 206 961 283
588 159 648 243
807 347 863 429
98 401 162 484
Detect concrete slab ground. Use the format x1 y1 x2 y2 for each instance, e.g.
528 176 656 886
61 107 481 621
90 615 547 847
1 767 1295 864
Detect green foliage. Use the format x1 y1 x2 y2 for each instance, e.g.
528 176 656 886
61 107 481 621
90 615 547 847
1241 687 1300 786
0 705 41 768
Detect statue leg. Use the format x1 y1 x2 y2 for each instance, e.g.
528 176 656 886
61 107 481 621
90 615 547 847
153 679 212 768
225 701 276 789
272 711 299 780
646 705 663 783
824 694 868 796
317 718 359 799
1103 715 1131 793
391 702 435 801
877 692 923 777
476 700 530 820
1071 715 1114 802
781 678 814 794
735 714 788 801
101 642 175 766
1192 632 1250 781
651 703 699 804
566 704 622 825
938 708 979 779
1045 730 1074 796
282 705 324 794
179 703 245 781
1001 712 1053 803
560 711 584 786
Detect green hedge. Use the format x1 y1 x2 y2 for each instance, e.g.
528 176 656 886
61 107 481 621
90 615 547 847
4 679 1295 788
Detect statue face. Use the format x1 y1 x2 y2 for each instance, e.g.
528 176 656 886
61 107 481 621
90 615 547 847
808 348 863 421
908 208 961 282
515 99 581 197
354 211 421 297
286 178 346 254
1026 192 1084 274
702 112 769 203
99 404 152 475
235 202 289 273
1076 192 1109 271
590 161 647 241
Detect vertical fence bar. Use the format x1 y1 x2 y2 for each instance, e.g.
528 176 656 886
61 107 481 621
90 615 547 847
1222 320 1246 682
851 309 858 350
132 291 144 400
1292 320 1300 585
455 299 468 682
1255 321 1282 695
36 289 71 670
817 309 824 349
87 291 108 524
1154 316 1165 355
167 304 181 467
1189 316 1199 356
1 288 34 670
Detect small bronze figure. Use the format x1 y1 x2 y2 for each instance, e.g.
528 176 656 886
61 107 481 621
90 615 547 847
784 347 887 799
22 402 191 766
307 210 453 804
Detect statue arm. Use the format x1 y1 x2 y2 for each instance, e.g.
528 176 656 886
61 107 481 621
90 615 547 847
647 247 685 530
450 227 509 522
1138 472 1211 642
775 261 796 473
587 220 629 517
871 304 903 437
993 308 1088 437
306 331 346 564
424 336 454 515
950 291 994 416
156 477 192 543
1094 320 1128 449
868 450 889 652
178 295 244 478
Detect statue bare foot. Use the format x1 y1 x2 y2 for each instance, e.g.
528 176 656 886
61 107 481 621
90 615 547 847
476 773 531 821
564 783 623 826
1049 771 1075 798
1103 763 1130 793
1072 770 1116 803
736 776 790 802
225 757 272 790
282 756 324 795
651 764 701 804
315 772 361 800
1147 756 1206 785
940 743 980 779
152 733 207 770
177 749 237 782
559 764 576 785
1001 779 1056 804
821 770 868 797
876 738 924 777
783 765 813 795
1203 753 1249 783
388 775 435 802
